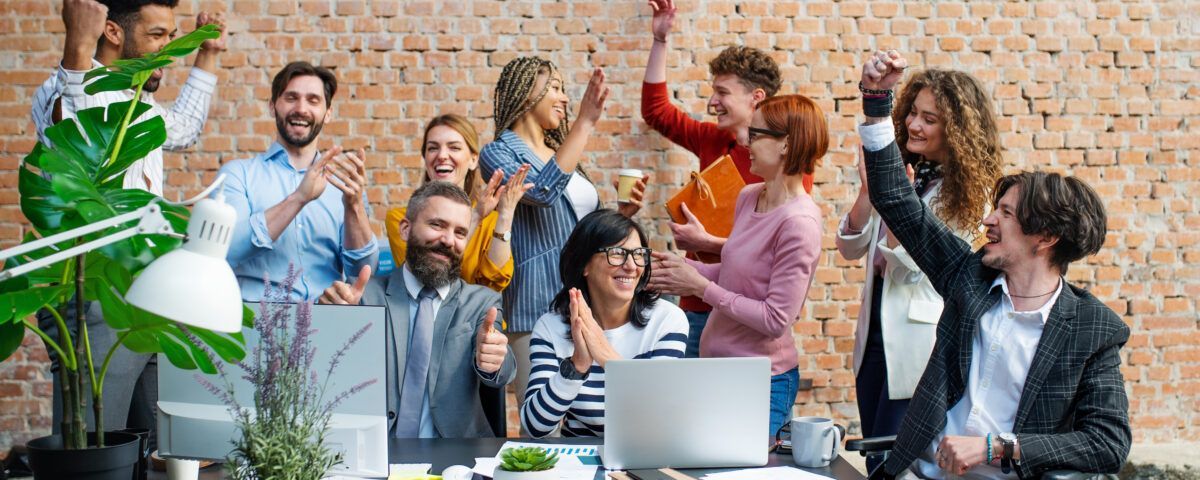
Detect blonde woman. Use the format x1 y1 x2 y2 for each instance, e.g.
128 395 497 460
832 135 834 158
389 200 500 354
385 114 532 291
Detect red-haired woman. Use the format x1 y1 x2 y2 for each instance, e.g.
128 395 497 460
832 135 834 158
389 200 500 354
650 94 827 435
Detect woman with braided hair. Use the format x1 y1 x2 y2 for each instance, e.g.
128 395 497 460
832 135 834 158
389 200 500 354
479 57 648 413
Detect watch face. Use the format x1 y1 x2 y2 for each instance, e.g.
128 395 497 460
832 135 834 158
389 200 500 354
999 433 1016 443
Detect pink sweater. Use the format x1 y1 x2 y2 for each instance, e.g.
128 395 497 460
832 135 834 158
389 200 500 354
689 183 822 375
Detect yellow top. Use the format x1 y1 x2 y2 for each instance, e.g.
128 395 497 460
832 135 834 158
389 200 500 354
385 206 514 292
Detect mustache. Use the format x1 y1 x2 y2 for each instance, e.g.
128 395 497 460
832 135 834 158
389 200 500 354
286 113 314 123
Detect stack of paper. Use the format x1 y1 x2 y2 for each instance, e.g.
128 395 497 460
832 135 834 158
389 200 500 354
700 466 831 480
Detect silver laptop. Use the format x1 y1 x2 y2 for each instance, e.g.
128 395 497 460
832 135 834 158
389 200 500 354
601 357 771 470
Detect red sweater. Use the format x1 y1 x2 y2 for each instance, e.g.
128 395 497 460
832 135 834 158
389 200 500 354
642 81 813 312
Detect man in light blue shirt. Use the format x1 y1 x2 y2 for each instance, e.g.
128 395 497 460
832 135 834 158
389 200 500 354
220 61 377 301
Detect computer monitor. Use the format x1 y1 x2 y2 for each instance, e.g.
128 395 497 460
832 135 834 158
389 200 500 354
601 357 771 470
157 303 388 477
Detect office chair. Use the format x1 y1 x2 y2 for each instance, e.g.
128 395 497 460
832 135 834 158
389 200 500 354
845 436 1118 480
479 384 507 437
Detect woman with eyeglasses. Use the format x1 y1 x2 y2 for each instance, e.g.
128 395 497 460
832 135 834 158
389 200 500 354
649 94 827 435
522 209 687 438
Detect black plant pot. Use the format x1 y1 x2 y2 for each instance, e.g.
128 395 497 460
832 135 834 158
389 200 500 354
26 431 140 480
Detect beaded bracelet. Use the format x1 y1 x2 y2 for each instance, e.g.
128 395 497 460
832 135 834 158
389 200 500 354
858 81 894 97
986 433 994 467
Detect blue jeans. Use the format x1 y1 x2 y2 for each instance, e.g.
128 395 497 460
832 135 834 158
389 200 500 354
770 367 800 436
683 310 709 358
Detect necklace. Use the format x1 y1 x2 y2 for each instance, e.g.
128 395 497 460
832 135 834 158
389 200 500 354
1008 279 1060 299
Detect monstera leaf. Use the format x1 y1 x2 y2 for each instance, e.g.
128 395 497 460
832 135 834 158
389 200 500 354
84 24 219 95
3 24 242 375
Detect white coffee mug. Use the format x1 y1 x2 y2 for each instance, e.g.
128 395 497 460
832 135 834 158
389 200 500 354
165 458 200 480
790 416 845 468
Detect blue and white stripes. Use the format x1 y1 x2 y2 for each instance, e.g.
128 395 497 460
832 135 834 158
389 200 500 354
479 130 600 333
520 301 689 437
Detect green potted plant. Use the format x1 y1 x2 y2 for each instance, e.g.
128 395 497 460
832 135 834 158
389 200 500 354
493 446 560 480
195 267 376 480
0 24 249 480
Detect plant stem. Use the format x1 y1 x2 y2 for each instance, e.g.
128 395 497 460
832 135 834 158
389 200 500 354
25 322 67 368
104 81 145 169
56 305 79 449
45 305 76 371
97 331 130 401
73 253 92 448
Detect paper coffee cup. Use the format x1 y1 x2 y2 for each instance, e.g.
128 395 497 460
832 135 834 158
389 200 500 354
617 169 643 203
166 458 200 480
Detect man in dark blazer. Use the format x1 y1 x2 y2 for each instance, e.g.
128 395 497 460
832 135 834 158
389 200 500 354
320 181 516 438
857 51 1130 479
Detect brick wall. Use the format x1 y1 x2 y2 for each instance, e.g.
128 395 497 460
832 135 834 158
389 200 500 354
1 0 1197 449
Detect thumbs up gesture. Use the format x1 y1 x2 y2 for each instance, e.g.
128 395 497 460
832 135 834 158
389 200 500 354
318 265 372 305
475 307 509 374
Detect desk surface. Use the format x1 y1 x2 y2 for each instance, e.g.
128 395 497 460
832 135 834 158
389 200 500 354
150 437 864 480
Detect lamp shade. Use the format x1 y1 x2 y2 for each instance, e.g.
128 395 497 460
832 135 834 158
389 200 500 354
126 193 242 333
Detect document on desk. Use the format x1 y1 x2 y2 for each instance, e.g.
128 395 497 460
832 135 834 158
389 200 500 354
474 441 601 480
700 466 831 480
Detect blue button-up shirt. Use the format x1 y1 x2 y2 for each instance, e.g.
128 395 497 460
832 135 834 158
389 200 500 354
219 142 378 301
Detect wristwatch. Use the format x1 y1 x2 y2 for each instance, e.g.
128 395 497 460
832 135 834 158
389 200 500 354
559 357 589 380
998 432 1017 474
492 230 511 242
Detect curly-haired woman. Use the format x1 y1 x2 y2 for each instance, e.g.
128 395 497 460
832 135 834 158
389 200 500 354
479 57 649 412
838 51 1003 471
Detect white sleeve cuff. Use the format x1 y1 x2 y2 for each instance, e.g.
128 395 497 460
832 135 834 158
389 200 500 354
185 67 218 93
858 121 896 152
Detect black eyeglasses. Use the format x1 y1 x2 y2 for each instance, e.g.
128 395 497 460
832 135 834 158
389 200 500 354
747 126 788 143
595 247 652 267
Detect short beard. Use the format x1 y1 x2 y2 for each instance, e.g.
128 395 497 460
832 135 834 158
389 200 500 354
275 114 324 149
120 39 161 92
981 253 1008 271
407 240 461 289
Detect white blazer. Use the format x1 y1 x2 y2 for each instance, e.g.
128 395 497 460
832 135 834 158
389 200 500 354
836 182 979 400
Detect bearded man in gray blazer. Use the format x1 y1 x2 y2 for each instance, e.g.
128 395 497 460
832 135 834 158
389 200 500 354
320 181 515 438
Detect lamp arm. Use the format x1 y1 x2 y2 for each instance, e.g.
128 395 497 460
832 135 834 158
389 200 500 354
0 203 175 281
165 173 226 207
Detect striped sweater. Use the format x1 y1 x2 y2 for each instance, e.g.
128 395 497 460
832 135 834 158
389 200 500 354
520 300 689 437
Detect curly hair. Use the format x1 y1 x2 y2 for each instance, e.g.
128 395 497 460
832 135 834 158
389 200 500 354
708 46 782 97
894 69 1003 236
493 56 569 150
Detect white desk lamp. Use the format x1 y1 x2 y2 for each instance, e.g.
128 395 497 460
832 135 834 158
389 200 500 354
0 175 242 333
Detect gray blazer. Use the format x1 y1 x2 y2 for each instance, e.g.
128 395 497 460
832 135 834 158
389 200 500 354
360 269 516 438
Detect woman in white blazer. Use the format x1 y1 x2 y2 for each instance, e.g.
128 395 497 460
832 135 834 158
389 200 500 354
839 65 1002 472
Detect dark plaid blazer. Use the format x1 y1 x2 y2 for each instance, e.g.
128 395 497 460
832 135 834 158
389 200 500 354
864 141 1131 478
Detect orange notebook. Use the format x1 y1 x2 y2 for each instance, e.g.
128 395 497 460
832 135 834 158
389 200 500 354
666 155 746 262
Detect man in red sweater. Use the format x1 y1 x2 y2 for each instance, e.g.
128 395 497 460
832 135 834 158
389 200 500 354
642 0 812 357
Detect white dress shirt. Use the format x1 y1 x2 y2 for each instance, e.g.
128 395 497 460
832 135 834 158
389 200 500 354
31 60 216 195
399 265 450 438
912 275 1063 479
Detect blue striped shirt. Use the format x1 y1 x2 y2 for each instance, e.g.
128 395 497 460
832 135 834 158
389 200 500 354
521 301 689 437
478 130 599 332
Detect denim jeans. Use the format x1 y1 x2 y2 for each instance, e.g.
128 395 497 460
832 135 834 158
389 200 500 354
770 367 800 436
683 310 710 358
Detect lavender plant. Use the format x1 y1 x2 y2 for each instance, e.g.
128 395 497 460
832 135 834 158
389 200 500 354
195 265 376 480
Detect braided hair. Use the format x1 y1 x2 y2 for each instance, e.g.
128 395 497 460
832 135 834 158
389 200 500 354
493 56 569 150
